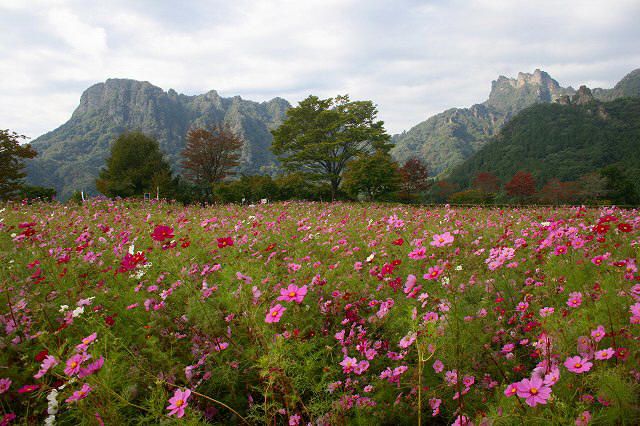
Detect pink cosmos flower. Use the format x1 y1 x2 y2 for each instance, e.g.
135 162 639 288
501 343 515 354
65 383 92 403
78 356 105 378
166 388 191 418
76 332 97 352
265 304 286 323
423 311 439 322
340 356 358 374
430 232 454 247
452 415 473 426
516 376 552 407
567 292 583 308
65 353 90 376
594 348 615 360
0 378 11 394
34 355 59 379
289 413 301 425
423 265 443 281
408 246 427 260
564 356 592 373
504 383 518 397
277 284 308 304
403 274 417 295
591 325 606 342
543 366 560 386
429 397 441 416
575 410 592 426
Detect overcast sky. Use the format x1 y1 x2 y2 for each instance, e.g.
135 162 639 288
2 0 639 139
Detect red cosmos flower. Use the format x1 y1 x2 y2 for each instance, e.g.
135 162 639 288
104 316 115 327
151 225 174 241
35 350 48 362
617 223 632 233
265 243 276 251
392 238 404 246
593 224 610 234
217 237 233 248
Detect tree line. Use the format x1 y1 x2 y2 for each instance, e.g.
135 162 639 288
1 93 638 205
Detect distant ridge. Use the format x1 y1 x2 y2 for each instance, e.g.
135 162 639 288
26 79 291 199
390 68 640 176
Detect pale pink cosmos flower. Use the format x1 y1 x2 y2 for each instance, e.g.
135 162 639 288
516 376 552 407
265 304 286 323
340 356 358 374
34 355 59 379
564 356 592 373
595 348 615 360
398 332 416 349
166 388 191 418
543 366 561 386
432 360 444 373
430 232 454 247
65 383 93 403
539 307 554 317
429 397 441 416
277 284 308 304
591 325 606 342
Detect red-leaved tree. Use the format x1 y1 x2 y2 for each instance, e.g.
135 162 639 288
398 157 431 201
181 125 243 186
505 170 537 201
472 171 501 193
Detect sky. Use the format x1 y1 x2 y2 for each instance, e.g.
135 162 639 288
1 0 640 139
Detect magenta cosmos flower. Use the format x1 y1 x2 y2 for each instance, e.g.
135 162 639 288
430 232 454 247
277 284 308 304
64 353 90 376
265 304 286 323
65 383 93 403
151 225 174 242
167 388 191 418
564 356 592 373
516 376 552 407
595 348 615 360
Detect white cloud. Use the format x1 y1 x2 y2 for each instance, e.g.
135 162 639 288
1 0 639 138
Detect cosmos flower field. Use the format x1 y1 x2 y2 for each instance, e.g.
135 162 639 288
0 199 639 425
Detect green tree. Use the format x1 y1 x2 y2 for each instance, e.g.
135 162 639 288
271 94 391 200
96 132 173 198
342 151 401 201
600 165 640 205
0 129 37 200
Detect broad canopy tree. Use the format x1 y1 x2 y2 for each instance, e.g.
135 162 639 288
342 150 401 201
96 132 173 198
0 129 37 200
271 95 392 200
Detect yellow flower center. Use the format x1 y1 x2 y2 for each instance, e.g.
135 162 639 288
83 338 90 344
271 311 278 316
439 238 444 243
530 388 538 395
575 363 582 368
71 361 78 368
289 291 296 297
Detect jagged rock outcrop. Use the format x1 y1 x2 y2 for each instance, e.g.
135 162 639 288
391 68 639 176
26 79 291 199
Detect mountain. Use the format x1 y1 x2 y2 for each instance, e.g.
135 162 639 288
448 96 640 189
26 79 291 199
391 68 640 176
